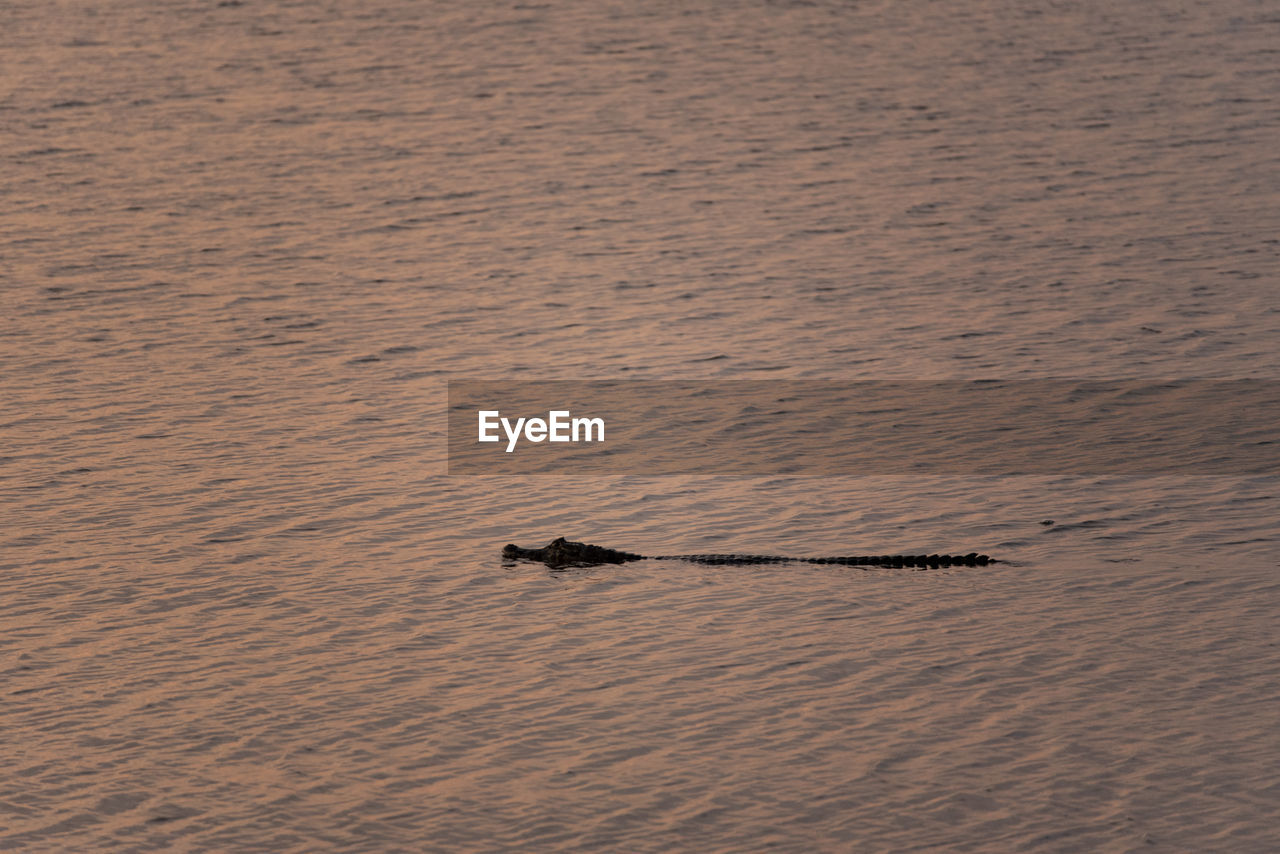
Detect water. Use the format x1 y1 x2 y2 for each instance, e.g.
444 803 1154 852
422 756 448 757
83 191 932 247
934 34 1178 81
3 0 1279 850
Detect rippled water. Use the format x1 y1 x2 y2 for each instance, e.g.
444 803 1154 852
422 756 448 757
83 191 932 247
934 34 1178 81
4 0 1280 850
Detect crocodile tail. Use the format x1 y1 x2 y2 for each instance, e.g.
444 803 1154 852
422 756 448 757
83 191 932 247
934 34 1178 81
650 553 994 567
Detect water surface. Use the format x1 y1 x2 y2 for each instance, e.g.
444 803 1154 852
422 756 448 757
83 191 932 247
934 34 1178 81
3 0 1280 850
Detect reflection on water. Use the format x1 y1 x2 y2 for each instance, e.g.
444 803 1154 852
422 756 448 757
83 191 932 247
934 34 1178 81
3 0 1279 850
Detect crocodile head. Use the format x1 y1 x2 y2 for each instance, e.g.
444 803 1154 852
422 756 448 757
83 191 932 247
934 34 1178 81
503 537 640 567
501 541 543 561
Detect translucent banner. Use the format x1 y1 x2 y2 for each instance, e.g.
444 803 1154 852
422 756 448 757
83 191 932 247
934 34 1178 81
447 380 1280 475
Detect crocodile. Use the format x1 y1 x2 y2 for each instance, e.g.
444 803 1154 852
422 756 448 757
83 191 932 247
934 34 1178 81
502 537 995 569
